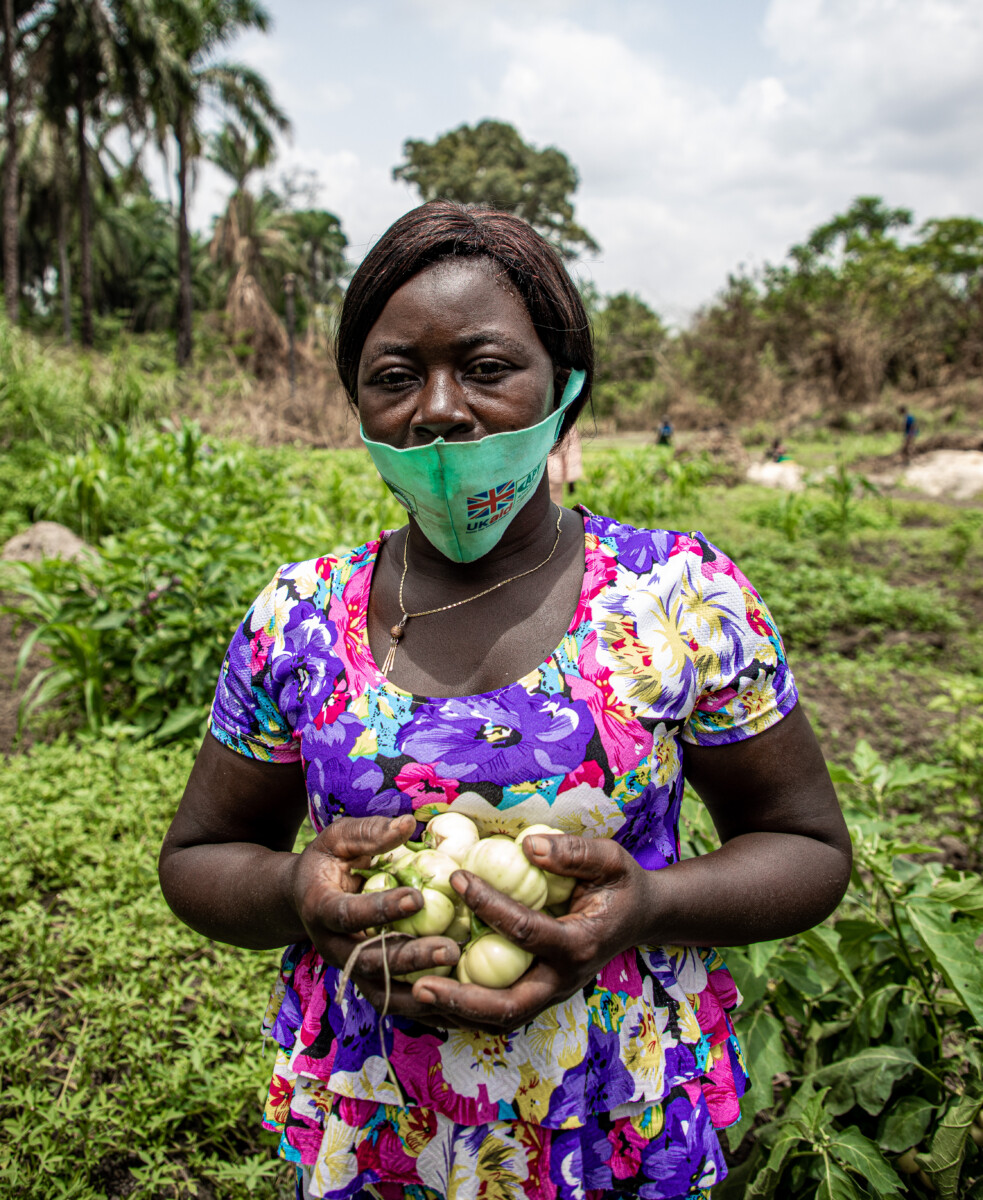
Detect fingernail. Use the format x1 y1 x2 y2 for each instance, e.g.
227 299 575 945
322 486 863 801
525 836 544 855
399 894 419 913
450 872 467 894
416 987 435 1004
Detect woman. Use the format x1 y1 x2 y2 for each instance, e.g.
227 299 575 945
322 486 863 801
159 201 851 1200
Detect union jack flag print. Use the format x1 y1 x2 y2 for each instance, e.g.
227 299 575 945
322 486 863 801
467 480 515 520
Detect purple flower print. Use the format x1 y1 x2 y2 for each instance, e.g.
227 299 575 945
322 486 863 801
271 612 343 726
304 711 384 822
617 528 674 576
398 688 594 786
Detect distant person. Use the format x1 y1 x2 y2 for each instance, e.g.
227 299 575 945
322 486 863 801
900 406 918 463
547 424 582 505
769 437 790 463
657 417 674 446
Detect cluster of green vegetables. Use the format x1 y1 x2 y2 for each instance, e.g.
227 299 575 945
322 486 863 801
359 812 574 989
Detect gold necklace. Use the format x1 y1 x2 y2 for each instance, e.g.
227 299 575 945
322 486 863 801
381 507 564 676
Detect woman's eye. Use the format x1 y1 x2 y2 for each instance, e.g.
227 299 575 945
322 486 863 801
372 369 413 388
470 361 509 379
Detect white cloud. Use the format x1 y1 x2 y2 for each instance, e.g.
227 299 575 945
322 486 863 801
191 0 983 319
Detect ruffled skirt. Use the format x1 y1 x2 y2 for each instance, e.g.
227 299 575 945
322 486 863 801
262 942 747 1200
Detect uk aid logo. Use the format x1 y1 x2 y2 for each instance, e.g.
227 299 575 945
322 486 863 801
465 468 540 533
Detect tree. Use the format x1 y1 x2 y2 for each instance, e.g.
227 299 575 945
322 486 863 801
393 119 599 261
207 122 298 304
32 0 184 346
155 0 288 367
0 0 43 324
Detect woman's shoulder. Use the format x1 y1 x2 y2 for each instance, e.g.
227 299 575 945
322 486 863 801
584 508 728 576
260 534 386 599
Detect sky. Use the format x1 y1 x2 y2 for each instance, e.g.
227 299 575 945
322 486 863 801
181 0 983 325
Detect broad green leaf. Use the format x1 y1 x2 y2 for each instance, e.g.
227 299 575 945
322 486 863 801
916 1090 983 1200
798 926 863 998
811 1046 920 1117
737 1010 792 1122
814 1156 863 1200
907 900 983 1027
829 1126 902 1196
932 874 983 919
153 705 206 742
747 937 785 976
878 1094 935 1153
745 1126 802 1198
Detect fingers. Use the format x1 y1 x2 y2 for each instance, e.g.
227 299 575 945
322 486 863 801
347 934 461 981
411 962 565 1029
450 870 574 956
521 833 631 884
318 883 423 935
318 814 417 862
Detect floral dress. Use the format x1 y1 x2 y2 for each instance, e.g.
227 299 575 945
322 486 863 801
210 508 798 1200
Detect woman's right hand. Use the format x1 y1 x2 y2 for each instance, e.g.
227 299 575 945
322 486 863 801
290 813 462 1018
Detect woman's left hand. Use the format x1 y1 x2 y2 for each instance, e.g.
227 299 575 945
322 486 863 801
410 833 650 1032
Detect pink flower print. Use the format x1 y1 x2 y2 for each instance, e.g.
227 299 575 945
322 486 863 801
598 950 643 995
314 555 336 581
702 1042 741 1127
566 633 649 775
395 763 460 810
607 1116 646 1179
250 629 273 673
313 677 348 728
695 686 737 715
558 758 605 794
328 571 375 693
669 533 703 559
744 597 772 638
375 1124 420 1181
390 1030 446 1108
707 964 740 1015
702 553 752 591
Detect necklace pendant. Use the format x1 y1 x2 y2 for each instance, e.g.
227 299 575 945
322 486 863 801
382 614 408 677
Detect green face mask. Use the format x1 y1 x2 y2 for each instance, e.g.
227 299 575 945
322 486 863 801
360 369 586 563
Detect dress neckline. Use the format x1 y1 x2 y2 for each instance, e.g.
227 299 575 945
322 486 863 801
356 506 597 701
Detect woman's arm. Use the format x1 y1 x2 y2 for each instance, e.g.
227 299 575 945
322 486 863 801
410 702 851 1029
158 734 461 997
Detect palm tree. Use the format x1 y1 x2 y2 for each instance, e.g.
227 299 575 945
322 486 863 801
156 0 288 367
0 0 44 324
206 121 298 301
32 0 186 346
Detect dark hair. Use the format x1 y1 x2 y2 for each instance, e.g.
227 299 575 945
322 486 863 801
335 200 594 439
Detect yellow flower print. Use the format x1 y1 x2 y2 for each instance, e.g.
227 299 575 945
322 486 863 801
620 1006 668 1093
395 1106 434 1158
350 728 378 757
514 1062 554 1120
632 1103 665 1139
652 737 679 787
678 999 703 1044
525 1000 585 1068
292 562 320 601
587 988 627 1032
309 1115 358 1196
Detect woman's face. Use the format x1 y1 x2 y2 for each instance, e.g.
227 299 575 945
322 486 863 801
356 257 556 449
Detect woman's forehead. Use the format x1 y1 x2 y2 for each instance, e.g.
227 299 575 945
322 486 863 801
361 257 540 354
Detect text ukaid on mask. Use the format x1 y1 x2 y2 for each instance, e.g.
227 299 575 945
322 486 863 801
360 370 586 563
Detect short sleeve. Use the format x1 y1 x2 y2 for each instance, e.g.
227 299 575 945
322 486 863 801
210 563 324 763
679 535 798 746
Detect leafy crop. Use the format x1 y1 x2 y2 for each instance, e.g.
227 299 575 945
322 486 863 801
680 740 983 1199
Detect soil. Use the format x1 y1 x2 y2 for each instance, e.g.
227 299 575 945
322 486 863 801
1 521 95 755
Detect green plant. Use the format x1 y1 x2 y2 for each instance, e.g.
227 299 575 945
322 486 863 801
680 740 983 1199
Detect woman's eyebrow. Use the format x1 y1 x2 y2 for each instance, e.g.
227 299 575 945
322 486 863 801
363 332 529 362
